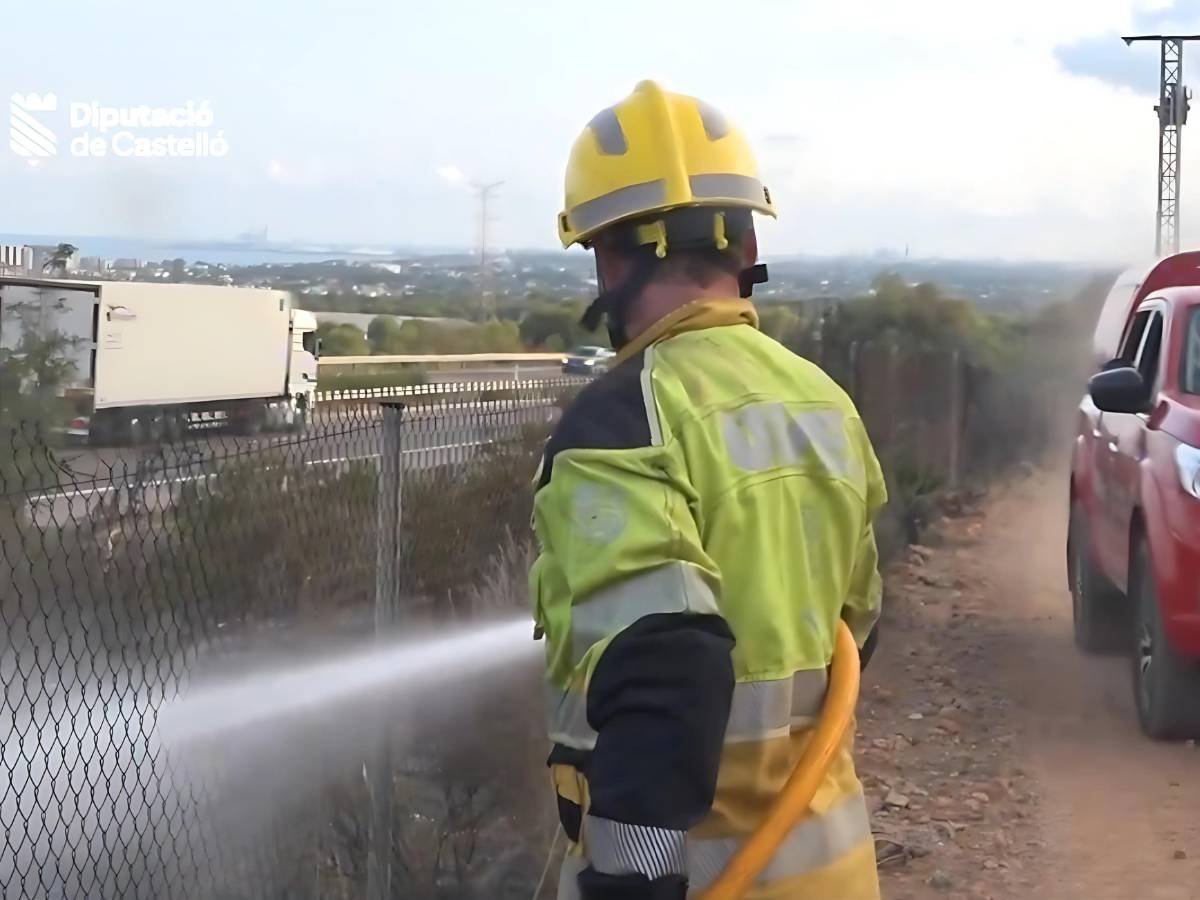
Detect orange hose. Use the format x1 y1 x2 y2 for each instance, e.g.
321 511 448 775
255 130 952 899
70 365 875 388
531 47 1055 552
697 620 861 900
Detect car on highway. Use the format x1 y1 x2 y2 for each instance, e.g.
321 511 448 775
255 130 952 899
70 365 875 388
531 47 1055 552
561 345 615 376
1069 252 1200 739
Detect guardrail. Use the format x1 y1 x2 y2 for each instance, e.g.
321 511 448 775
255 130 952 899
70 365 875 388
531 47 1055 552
318 352 564 371
314 376 585 404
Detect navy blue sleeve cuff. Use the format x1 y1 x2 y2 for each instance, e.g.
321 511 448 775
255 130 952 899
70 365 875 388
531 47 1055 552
586 612 735 831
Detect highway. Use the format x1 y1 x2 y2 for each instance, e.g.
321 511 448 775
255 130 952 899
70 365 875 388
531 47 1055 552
21 395 558 531
425 363 561 382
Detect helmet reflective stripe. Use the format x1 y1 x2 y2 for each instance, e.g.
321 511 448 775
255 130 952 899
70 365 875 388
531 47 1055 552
587 106 627 155
696 100 730 140
689 173 770 206
567 179 668 239
566 175 770 243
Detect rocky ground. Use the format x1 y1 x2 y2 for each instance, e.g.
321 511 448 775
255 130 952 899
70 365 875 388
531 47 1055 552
862 488 1043 899
864 471 1200 899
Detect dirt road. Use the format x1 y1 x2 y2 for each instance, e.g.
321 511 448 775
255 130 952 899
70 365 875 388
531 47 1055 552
865 473 1200 899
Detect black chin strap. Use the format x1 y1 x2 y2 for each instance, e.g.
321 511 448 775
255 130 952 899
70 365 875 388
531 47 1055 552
581 261 770 350
739 263 769 298
580 255 660 350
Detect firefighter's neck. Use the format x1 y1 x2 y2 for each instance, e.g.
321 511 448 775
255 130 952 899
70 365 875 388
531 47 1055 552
624 276 740 343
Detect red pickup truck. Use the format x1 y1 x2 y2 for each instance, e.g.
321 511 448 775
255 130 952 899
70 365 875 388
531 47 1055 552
1069 252 1200 739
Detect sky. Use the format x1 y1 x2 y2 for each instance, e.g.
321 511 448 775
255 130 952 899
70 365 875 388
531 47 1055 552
1 0 1199 262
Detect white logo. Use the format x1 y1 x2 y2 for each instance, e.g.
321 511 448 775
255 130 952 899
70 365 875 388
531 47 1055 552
7 94 229 163
9 93 57 165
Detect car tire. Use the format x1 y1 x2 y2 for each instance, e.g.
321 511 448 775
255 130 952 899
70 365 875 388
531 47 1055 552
1131 538 1200 740
1067 501 1126 654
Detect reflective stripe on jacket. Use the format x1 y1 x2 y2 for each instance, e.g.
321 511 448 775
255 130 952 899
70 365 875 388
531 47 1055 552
531 298 887 900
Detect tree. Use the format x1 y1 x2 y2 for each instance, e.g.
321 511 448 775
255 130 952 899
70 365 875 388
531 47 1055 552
1 298 79 531
758 305 802 343
41 243 79 277
367 316 406 354
315 322 370 356
808 277 1001 364
518 302 605 351
476 319 522 353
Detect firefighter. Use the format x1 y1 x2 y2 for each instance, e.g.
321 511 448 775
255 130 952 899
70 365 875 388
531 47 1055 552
531 81 886 900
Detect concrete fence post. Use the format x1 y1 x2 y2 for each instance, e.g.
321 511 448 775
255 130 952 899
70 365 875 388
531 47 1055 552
366 401 404 900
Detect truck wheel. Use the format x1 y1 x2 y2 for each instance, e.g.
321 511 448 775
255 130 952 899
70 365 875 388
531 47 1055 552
145 409 166 444
1067 501 1125 654
124 413 146 446
88 411 115 447
1131 538 1200 740
164 409 186 444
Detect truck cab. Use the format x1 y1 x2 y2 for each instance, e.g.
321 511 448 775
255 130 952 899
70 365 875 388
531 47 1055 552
1068 254 1200 739
288 308 320 418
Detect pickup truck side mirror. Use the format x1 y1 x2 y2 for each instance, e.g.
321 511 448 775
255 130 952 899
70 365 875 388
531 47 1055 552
1089 366 1151 414
315 337 323 360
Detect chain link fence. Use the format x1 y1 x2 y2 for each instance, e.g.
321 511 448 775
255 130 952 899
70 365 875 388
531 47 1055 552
1 345 985 900
1 378 578 900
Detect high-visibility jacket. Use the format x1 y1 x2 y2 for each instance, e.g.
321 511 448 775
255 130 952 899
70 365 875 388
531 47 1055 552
531 298 886 900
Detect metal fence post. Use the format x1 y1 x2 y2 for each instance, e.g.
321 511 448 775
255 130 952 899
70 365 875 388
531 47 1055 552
367 401 404 900
887 340 900 447
848 340 860 402
948 350 963 489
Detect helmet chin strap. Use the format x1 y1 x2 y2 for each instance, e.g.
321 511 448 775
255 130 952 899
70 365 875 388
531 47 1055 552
582 261 770 350
580 255 659 350
739 263 769 299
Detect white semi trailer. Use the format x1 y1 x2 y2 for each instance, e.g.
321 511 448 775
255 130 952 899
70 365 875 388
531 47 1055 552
0 277 319 443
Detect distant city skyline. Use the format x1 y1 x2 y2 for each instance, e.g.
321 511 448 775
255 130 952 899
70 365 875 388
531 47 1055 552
2 0 1198 262
0 230 1118 269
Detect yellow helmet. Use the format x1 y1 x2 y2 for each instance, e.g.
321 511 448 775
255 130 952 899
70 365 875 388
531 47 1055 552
558 80 776 249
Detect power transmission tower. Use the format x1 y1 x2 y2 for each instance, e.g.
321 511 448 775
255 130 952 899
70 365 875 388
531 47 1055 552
1123 34 1200 255
473 180 504 319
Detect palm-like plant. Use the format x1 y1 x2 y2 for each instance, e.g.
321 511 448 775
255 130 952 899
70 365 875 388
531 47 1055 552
41 243 79 277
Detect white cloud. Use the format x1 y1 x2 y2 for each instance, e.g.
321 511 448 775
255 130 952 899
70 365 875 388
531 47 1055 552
734 6 1169 260
436 164 465 185
265 158 328 186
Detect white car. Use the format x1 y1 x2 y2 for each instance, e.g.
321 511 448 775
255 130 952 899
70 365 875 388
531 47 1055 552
561 345 616 376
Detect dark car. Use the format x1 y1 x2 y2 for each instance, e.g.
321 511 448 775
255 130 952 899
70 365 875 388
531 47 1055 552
561 345 616 376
